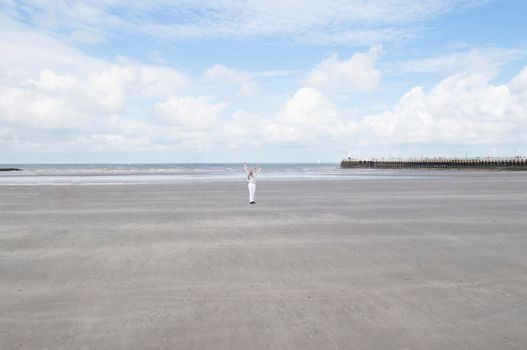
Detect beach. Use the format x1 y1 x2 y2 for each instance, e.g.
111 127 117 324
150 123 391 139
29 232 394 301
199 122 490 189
1 171 527 349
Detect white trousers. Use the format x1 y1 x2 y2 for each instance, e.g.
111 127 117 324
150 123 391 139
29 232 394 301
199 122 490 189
248 183 256 202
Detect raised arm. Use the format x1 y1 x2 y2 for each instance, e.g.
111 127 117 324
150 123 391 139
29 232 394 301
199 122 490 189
254 166 261 175
244 162 249 174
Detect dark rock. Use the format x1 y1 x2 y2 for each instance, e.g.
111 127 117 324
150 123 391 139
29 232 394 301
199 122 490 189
0 168 22 172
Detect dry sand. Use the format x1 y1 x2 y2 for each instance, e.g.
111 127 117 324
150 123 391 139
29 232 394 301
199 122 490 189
1 171 527 349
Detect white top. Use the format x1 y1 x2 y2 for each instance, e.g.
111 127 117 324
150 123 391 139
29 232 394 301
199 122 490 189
244 164 261 184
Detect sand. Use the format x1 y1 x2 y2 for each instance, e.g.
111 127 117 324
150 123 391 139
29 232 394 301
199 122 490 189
1 171 527 349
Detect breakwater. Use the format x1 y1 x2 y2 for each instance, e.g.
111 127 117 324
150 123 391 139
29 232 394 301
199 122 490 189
341 157 527 170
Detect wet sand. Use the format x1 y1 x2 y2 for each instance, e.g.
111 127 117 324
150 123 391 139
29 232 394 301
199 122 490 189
1 172 527 349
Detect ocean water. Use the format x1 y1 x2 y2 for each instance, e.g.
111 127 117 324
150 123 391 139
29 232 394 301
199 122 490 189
0 163 423 185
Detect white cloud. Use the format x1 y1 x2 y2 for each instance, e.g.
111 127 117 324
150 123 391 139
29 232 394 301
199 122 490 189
204 64 257 96
0 15 231 154
0 68 119 131
219 88 359 149
0 14 238 154
0 84 92 130
0 17 190 133
252 69 302 78
0 14 188 90
1 1 486 45
509 67 527 104
296 27 414 46
142 1 487 45
116 119 219 151
394 48 526 75
0 63 189 131
3 2 526 161
153 96 227 130
221 110 266 149
26 69 78 91
305 46 382 93
361 69 527 144
70 28 106 45
2 1 127 45
0 14 102 77
80 64 189 114
79 133 160 151
265 87 358 143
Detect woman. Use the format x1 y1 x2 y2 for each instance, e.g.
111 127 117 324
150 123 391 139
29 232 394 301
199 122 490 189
244 161 261 204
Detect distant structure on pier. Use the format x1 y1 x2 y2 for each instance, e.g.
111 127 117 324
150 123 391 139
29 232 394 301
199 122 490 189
341 157 527 170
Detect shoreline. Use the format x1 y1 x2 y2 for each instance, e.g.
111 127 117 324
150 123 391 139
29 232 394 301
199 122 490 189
2 169 527 187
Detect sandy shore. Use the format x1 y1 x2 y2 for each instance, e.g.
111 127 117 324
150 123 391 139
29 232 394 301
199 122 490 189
1 172 527 349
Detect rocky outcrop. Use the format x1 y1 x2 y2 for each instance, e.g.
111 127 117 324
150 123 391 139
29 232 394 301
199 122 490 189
0 168 22 171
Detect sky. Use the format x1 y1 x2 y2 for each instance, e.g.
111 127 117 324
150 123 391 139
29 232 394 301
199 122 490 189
1 0 526 163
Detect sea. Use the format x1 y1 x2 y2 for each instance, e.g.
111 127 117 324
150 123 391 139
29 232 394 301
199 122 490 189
0 163 424 185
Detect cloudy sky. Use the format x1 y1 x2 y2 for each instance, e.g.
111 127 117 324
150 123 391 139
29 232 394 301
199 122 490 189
1 0 526 163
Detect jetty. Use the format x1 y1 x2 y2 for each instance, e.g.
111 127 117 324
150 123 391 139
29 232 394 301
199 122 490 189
341 157 527 170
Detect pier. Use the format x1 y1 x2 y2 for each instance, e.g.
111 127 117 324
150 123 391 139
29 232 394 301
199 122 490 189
341 157 527 170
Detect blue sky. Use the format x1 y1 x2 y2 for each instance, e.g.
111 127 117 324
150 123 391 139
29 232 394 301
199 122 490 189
1 0 526 163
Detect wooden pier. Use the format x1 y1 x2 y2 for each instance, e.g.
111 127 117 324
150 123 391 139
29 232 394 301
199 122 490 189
341 157 527 170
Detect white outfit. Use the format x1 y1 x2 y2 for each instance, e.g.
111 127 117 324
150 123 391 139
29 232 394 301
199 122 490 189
248 183 256 202
244 164 260 203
